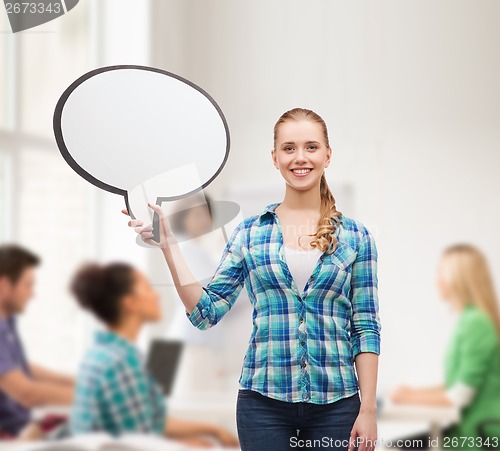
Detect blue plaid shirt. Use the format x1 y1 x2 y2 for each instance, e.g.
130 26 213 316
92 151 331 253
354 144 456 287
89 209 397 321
186 201 381 404
70 330 166 436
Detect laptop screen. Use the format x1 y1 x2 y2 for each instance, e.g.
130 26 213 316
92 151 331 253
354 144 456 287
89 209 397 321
146 339 184 396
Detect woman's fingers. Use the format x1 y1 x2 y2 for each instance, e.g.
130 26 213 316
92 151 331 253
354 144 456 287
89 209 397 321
348 430 357 451
121 208 145 227
147 202 165 218
122 203 162 226
134 226 152 234
122 202 167 247
133 225 156 242
147 202 174 243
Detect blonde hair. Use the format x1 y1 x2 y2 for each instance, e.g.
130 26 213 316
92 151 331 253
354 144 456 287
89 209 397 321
273 107 342 255
441 243 500 348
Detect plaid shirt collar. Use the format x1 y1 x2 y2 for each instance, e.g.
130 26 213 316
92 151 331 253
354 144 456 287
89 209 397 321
257 202 281 224
258 201 342 246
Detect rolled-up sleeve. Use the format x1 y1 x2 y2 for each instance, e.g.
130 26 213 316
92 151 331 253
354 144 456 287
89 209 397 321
349 229 382 357
185 219 246 330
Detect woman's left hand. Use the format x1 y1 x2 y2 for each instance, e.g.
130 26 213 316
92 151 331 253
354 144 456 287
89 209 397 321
349 408 377 451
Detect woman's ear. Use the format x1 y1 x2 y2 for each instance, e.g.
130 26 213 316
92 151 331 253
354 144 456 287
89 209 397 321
325 147 332 168
271 148 278 169
120 293 136 316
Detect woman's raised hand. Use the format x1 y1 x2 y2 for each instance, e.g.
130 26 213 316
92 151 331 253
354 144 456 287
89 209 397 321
121 202 177 249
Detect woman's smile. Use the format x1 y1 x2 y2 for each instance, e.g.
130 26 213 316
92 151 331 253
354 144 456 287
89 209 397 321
291 168 313 177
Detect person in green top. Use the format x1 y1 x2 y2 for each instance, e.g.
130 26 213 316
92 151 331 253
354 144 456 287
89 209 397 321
390 243 500 450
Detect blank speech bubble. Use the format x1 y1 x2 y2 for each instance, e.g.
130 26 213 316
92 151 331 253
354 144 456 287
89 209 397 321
53 65 235 243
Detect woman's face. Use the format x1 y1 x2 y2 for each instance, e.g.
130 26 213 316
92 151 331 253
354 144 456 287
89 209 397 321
125 269 162 322
436 257 452 302
272 119 331 191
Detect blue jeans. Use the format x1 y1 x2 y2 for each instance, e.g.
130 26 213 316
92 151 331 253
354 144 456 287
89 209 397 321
236 389 361 451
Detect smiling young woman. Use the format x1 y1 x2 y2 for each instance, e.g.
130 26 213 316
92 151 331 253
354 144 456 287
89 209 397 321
124 107 382 451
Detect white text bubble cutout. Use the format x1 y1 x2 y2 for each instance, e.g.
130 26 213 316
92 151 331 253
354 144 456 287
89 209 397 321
54 65 230 225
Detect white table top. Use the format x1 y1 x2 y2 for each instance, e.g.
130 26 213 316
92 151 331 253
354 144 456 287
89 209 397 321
379 398 460 424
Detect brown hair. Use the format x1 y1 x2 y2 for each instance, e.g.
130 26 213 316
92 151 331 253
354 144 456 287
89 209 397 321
0 244 40 284
273 107 342 255
70 262 136 326
441 243 500 351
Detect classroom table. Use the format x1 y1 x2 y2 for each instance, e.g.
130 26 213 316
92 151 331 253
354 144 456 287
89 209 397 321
378 398 460 450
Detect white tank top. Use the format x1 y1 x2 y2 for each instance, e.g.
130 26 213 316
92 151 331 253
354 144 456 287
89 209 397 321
283 245 323 294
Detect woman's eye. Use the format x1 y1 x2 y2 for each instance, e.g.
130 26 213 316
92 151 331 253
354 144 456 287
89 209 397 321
308 145 318 150
284 147 293 151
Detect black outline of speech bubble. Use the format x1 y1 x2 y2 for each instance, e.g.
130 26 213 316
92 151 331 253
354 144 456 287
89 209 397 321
53 65 230 221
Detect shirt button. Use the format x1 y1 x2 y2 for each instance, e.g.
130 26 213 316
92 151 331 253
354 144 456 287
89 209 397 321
302 362 307 368
300 341 305 346
297 295 302 302
309 275 314 281
299 318 304 323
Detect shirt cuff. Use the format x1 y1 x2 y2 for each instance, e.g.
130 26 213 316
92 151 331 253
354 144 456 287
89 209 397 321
445 382 476 408
351 330 381 357
185 288 213 329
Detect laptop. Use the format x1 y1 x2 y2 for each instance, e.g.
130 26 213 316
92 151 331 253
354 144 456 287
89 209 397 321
146 339 184 396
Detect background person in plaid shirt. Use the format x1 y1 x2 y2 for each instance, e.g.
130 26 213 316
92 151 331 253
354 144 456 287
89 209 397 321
69 262 239 448
126 107 382 451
